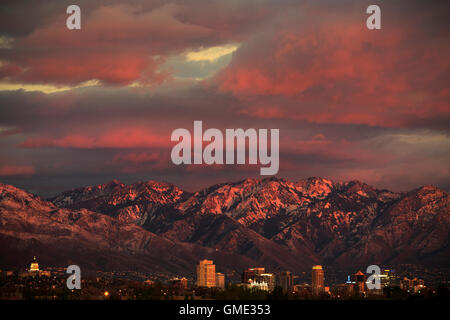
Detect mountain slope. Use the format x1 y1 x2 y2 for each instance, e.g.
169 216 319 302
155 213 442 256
49 177 450 269
0 183 278 277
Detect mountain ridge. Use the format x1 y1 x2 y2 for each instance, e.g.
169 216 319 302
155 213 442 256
0 178 448 277
48 177 449 268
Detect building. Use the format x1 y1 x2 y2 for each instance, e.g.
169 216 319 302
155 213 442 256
352 271 366 293
242 268 275 292
378 270 389 288
246 274 275 292
293 283 311 294
292 283 312 299
38 270 51 277
19 256 51 278
196 259 216 288
312 265 324 295
259 273 276 292
29 256 39 272
377 268 396 288
278 271 293 293
330 283 354 298
170 277 188 290
400 277 425 293
379 269 399 287
242 267 265 284
248 279 268 291
216 272 225 289
5 271 14 277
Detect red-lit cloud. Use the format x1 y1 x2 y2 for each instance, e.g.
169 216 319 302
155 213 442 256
0 1 448 195
0 165 35 176
19 127 168 149
215 9 449 128
0 2 262 86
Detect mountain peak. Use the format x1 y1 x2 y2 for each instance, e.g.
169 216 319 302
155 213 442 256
296 177 335 198
416 185 441 192
0 182 36 199
407 185 447 202
2 178 448 273
101 179 123 188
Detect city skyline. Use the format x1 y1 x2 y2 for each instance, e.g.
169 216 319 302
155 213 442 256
0 0 448 309
0 176 448 287
0 256 440 300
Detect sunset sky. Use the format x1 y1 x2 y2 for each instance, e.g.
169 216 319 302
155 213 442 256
0 0 449 196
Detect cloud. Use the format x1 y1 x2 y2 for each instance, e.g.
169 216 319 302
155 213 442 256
0 1 449 195
0 165 35 176
213 2 450 128
185 44 239 62
19 127 168 149
0 1 269 87
0 4 214 86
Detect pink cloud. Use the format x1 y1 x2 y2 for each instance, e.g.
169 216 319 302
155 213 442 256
1 4 215 86
19 128 168 149
17 54 164 86
0 165 35 176
215 17 450 128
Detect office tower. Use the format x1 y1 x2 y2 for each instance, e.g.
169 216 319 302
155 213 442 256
242 267 265 284
216 272 225 289
279 271 293 293
196 259 216 288
242 268 275 291
312 265 324 295
379 269 390 287
259 273 276 292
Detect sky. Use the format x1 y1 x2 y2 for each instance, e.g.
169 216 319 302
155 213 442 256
0 0 449 196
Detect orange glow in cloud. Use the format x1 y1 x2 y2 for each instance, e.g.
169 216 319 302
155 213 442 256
19 128 168 149
0 165 35 176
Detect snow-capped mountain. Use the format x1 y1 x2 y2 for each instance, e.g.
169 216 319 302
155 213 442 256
0 182 279 276
48 177 450 270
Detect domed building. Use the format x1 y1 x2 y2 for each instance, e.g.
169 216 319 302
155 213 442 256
29 256 39 272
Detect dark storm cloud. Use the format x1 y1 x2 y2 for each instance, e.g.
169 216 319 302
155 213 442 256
0 0 273 85
0 85 449 195
0 0 449 195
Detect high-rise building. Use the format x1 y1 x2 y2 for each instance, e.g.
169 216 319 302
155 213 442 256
246 273 276 292
312 265 324 295
242 267 265 284
378 269 389 288
259 273 276 292
278 271 293 293
379 269 399 287
196 259 216 288
242 268 275 292
216 272 225 289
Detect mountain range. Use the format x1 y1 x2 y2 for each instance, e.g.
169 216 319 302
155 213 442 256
0 177 448 279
